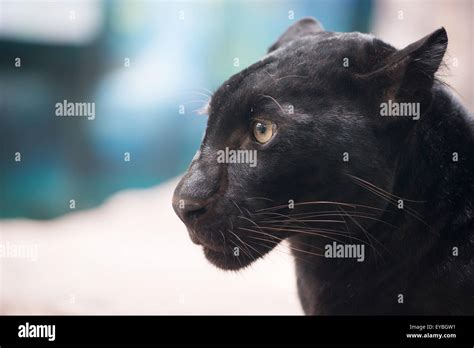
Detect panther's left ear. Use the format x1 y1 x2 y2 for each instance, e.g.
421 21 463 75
361 27 448 103
268 17 324 53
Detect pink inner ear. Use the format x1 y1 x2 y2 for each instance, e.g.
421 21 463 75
197 101 211 116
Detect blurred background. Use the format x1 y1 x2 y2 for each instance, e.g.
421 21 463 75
0 0 375 219
0 0 472 314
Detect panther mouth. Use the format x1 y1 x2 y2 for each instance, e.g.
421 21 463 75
186 227 226 252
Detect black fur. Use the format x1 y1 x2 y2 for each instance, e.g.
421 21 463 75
173 18 474 315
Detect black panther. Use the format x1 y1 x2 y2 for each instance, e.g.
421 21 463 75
172 18 474 315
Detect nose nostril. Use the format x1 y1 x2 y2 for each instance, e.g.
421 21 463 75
186 206 207 220
173 197 209 224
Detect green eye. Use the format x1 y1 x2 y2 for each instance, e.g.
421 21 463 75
253 119 275 144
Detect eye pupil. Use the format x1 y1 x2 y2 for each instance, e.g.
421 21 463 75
256 123 266 134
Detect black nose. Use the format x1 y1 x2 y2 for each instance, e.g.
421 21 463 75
172 198 208 225
172 154 220 225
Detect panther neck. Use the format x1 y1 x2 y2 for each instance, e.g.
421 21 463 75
393 84 474 229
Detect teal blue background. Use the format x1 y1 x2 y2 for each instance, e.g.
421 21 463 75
0 0 372 219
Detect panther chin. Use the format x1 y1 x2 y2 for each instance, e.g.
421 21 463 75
186 227 274 271
202 246 256 271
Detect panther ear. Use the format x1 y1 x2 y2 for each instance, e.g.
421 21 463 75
268 17 324 53
363 28 448 104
